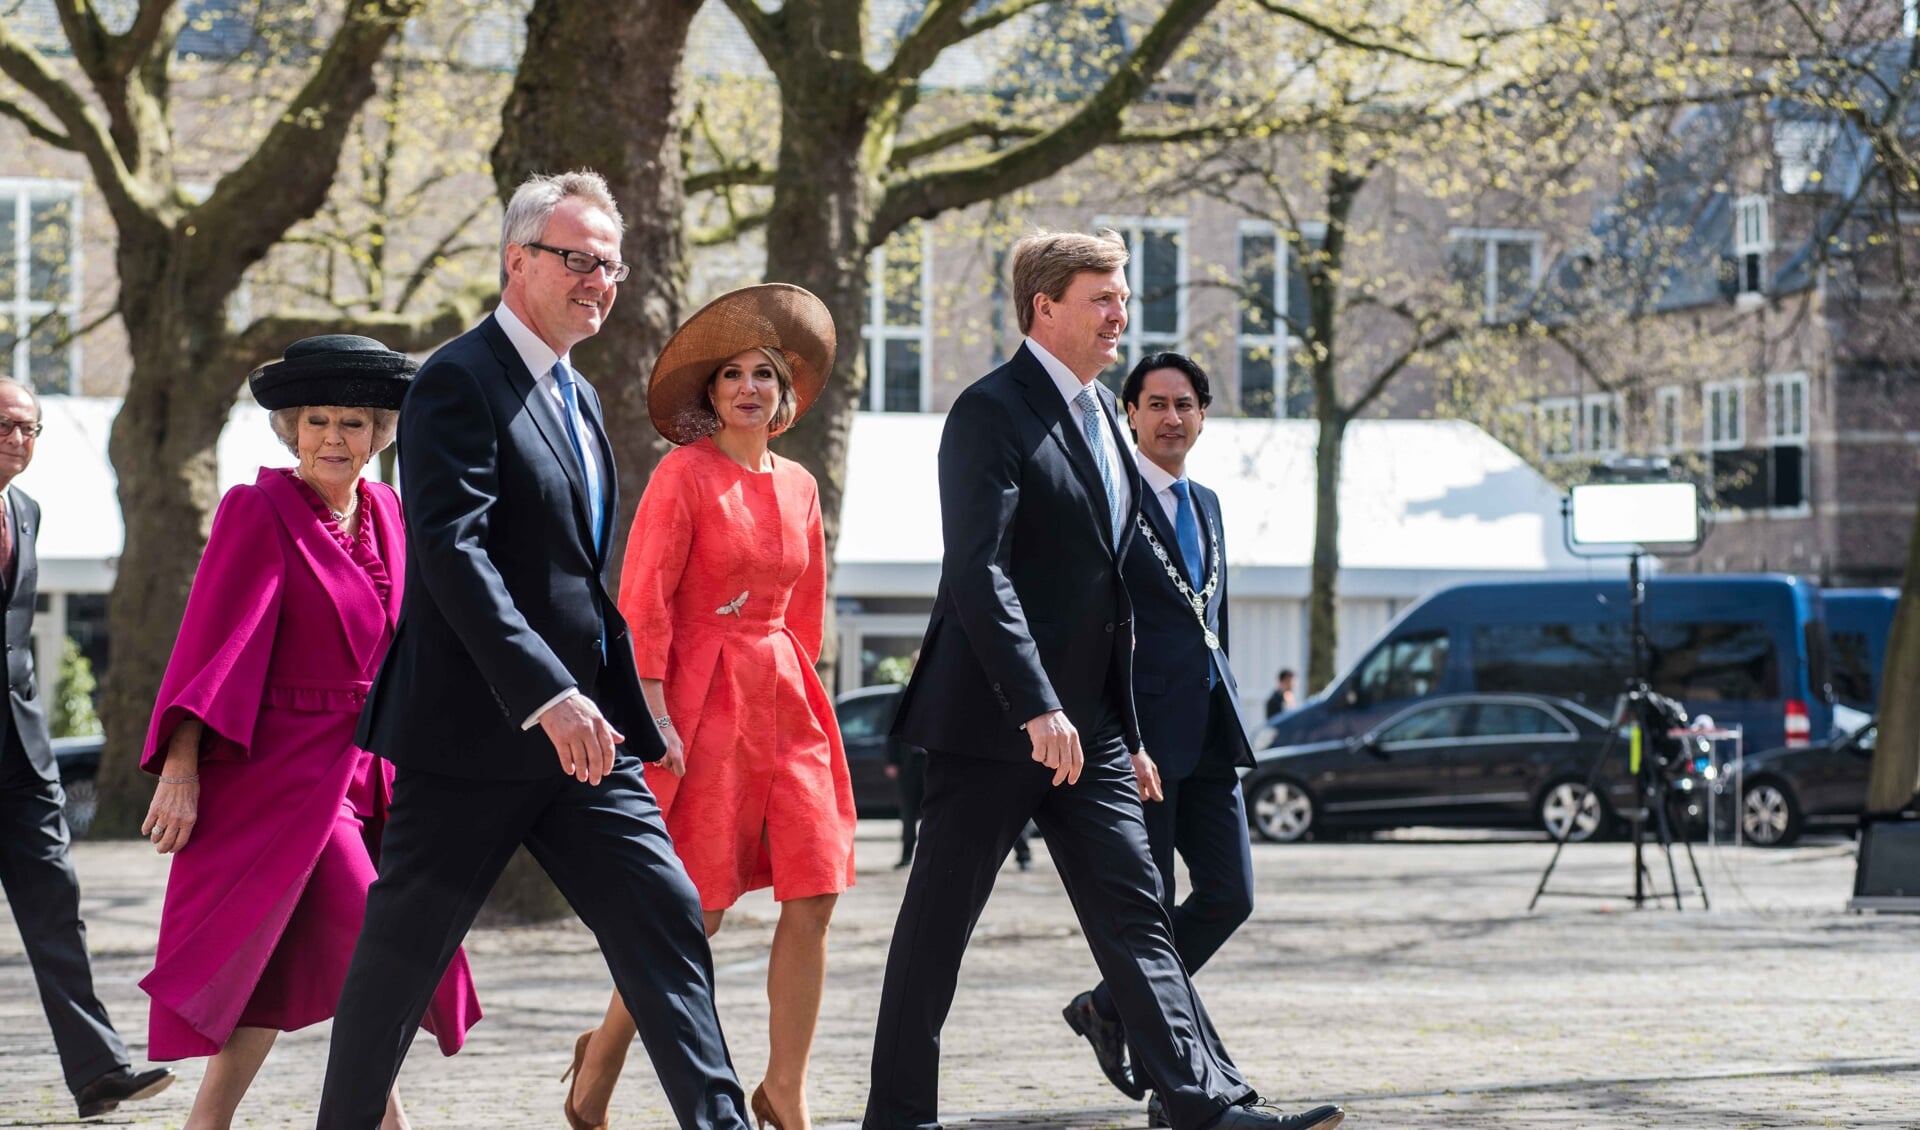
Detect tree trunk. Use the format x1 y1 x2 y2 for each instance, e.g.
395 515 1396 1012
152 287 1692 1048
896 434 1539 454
1306 412 1348 694
92 315 239 834
481 0 701 921
759 16 877 682
1867 481 1920 813
493 0 701 594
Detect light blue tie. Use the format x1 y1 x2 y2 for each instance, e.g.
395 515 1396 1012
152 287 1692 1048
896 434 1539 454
1074 385 1125 549
551 361 605 554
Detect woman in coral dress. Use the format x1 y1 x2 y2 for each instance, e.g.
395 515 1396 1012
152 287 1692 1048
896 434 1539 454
562 286 855 1130
138 337 480 1130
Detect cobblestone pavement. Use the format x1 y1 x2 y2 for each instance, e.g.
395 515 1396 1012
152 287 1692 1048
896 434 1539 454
4 823 1915 1128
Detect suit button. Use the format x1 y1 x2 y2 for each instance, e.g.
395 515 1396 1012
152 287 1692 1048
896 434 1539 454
1104 623 1114 633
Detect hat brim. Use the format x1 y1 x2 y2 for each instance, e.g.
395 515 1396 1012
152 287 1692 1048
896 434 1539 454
648 284 836 445
250 354 418 411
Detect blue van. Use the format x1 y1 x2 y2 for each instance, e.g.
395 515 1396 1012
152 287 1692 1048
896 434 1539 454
1265 575 1835 756
1825 588 1897 711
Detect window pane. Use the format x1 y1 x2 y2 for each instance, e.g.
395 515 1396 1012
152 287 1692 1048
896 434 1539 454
835 695 891 738
1240 347 1275 417
1359 631 1450 704
1830 631 1874 709
1493 239 1533 319
28 195 74 304
1471 703 1568 738
882 229 923 328
881 338 922 413
1449 238 1487 311
0 201 14 302
27 311 70 393
1239 232 1277 336
1140 229 1180 335
1380 704 1467 743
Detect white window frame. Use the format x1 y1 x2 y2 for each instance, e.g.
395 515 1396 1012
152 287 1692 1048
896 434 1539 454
1733 195 1772 302
1703 379 1750 451
1654 385 1686 453
1095 214 1189 364
1448 227 1543 323
1766 371 1809 444
1537 397 1578 461
863 224 932 413
1579 392 1623 457
1 178 83 395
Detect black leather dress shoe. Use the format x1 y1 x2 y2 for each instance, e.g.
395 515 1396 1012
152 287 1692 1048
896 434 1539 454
1208 1100 1344 1130
76 1065 175 1119
1062 990 1145 1100
1147 1092 1170 1128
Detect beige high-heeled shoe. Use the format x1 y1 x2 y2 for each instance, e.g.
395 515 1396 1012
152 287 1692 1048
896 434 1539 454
560 1030 608 1130
749 1084 785 1130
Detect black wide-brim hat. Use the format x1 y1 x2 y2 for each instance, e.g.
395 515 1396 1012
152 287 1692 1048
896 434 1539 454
248 334 418 411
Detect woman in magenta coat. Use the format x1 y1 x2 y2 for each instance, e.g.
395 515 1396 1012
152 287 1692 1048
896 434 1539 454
138 337 479 1130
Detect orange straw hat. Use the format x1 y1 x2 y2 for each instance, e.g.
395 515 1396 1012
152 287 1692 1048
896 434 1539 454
647 283 837 445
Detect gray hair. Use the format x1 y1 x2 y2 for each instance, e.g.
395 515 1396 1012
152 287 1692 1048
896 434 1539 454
500 170 626 287
269 406 400 456
0 378 41 421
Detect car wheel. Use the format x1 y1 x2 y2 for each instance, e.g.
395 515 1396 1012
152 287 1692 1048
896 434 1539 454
62 777 98 839
1539 779 1604 843
1248 777 1315 844
1741 779 1801 847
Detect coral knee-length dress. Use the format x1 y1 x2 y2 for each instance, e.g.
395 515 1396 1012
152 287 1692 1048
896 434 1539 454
620 438 857 910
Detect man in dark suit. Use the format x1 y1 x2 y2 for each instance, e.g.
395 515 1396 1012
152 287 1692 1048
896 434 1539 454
317 173 747 1129
0 380 175 1120
862 231 1342 1130
1067 353 1262 1125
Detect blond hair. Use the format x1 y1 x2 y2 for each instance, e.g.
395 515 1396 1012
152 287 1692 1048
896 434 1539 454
1010 229 1129 335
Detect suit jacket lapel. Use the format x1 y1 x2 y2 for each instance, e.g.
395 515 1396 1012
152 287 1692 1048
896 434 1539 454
1012 346 1118 557
480 318 597 552
578 380 618 565
10 493 33 603
256 471 386 672
1099 383 1141 560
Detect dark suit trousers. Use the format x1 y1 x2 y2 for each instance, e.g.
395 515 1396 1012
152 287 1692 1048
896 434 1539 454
0 728 129 1093
863 724 1252 1130
316 756 746 1130
1090 686 1257 1073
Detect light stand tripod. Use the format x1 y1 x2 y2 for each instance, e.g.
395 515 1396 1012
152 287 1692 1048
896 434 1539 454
1527 473 1711 912
1528 549 1709 911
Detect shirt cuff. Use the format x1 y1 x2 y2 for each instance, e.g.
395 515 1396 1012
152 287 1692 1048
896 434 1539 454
522 687 580 731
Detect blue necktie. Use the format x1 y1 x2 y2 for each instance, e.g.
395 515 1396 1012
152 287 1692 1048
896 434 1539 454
551 361 605 554
1169 480 1206 590
1170 479 1215 684
1073 386 1125 549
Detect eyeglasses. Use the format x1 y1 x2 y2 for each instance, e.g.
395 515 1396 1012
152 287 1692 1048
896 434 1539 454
525 242 631 283
0 419 42 440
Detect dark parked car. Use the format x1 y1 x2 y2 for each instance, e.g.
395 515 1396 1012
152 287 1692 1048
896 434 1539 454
1725 720 1882 846
52 734 103 838
1241 693 1638 844
835 683 904 818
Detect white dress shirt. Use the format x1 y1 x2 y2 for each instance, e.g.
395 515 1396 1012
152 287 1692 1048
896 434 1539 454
1133 448 1184 526
493 303 605 730
1023 337 1133 518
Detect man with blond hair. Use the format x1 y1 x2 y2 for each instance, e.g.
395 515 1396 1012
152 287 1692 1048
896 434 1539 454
863 231 1343 1130
317 171 748 1129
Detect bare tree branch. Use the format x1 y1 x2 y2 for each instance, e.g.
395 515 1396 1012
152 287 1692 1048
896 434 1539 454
717 0 783 76
889 120 1044 166
227 288 492 367
883 0 976 88
958 0 1051 41
693 209 773 246
0 92 76 149
1248 0 1472 68
0 15 148 228
686 160 776 193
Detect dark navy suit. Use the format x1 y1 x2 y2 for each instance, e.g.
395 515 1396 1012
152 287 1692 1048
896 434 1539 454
0 489 137 1095
318 315 746 1129
865 344 1254 1130
1088 467 1258 1050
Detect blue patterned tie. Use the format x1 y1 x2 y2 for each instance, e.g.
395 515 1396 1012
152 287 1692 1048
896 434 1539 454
551 361 605 554
1074 385 1125 549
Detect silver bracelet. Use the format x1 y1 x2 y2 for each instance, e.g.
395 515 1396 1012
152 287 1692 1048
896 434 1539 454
159 773 200 785
653 714 673 731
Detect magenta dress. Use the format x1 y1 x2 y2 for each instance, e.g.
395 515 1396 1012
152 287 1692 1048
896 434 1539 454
139 467 481 1060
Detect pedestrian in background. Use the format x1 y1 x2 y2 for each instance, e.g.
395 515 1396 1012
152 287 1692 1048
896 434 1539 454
567 284 856 1130
0 379 176 1121
139 338 479 1130
1265 669 1297 720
